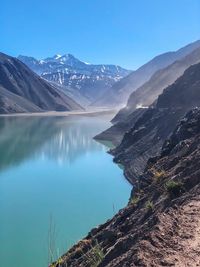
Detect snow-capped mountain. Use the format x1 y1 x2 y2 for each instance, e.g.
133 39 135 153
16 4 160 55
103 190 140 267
18 54 131 105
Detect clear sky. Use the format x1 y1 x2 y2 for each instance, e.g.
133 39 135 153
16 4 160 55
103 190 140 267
1 0 200 69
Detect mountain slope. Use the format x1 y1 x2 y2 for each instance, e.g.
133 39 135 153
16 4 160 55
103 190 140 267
18 54 131 104
93 40 200 107
0 86 42 114
112 62 200 182
95 107 146 146
112 46 200 123
95 46 200 146
0 52 83 114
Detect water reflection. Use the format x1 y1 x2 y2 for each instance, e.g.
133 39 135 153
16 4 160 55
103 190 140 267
0 116 109 172
39 116 107 164
0 114 131 267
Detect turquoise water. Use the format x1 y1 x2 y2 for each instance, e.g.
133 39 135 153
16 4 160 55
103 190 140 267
0 115 131 267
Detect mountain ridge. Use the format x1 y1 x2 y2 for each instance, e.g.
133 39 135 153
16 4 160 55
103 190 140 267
0 52 83 114
112 45 200 124
93 40 200 107
18 54 131 105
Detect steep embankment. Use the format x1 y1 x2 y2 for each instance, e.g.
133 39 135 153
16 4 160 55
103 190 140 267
93 40 200 107
52 107 200 267
0 53 83 114
95 108 146 146
113 46 200 124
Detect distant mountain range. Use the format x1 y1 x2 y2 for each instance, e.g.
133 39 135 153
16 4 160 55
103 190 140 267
18 54 131 105
0 53 83 114
93 40 200 107
1 40 199 114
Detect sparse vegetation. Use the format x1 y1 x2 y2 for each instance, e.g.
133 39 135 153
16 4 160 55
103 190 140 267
130 196 140 206
80 239 92 247
151 168 166 182
48 215 57 265
85 240 104 267
48 216 65 267
145 200 154 210
165 180 183 197
50 257 64 267
73 239 92 257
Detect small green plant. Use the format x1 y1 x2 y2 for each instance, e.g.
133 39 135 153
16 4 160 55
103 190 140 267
130 196 140 205
48 215 57 265
49 259 63 267
85 240 104 267
165 180 183 197
152 168 166 182
48 216 64 267
145 200 153 210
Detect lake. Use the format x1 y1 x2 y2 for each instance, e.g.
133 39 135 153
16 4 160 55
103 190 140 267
0 115 131 267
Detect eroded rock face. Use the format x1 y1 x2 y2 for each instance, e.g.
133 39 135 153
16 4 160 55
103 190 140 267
53 107 200 267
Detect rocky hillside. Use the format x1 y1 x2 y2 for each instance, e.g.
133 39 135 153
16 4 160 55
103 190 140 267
51 108 200 267
95 108 146 146
0 53 83 114
18 54 130 105
113 46 200 124
93 40 200 107
0 86 42 114
111 62 200 183
95 48 200 145
95 49 200 147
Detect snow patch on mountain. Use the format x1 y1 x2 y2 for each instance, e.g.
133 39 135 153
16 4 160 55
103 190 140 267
18 54 131 105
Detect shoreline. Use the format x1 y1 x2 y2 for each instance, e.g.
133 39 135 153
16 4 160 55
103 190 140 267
0 109 117 118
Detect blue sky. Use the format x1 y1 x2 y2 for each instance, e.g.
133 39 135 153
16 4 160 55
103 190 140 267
1 0 200 69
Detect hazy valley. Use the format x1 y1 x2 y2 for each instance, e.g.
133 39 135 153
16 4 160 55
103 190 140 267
1 5 200 266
